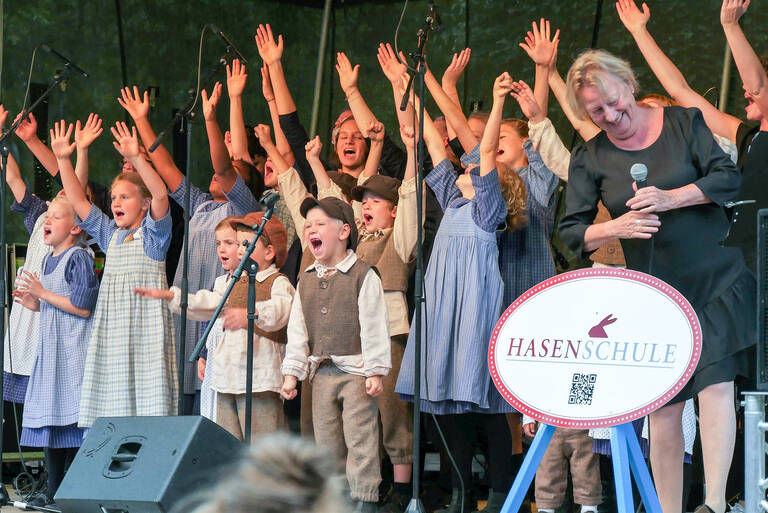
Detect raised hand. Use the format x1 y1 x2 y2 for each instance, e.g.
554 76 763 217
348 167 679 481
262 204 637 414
399 123 415 151
261 65 275 101
110 122 141 160
118 86 150 120
493 72 515 100
253 124 273 147
0 105 8 129
721 0 750 25
49 120 76 159
616 0 650 34
202 82 223 122
75 113 104 150
376 43 407 85
305 135 322 161
519 18 560 67
510 80 543 123
335 52 360 94
226 59 248 97
255 23 284 65
14 112 38 142
367 120 385 144
442 48 471 86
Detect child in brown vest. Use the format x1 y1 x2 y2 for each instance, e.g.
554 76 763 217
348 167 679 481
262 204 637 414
281 197 391 513
306 126 419 510
136 213 295 441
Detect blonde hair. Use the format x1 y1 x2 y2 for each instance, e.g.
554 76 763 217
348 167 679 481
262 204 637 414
49 197 87 245
496 119 529 231
188 434 349 513
566 49 639 116
111 171 151 200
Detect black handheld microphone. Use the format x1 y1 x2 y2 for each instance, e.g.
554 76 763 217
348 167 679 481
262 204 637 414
630 163 648 189
41 44 89 78
210 24 248 64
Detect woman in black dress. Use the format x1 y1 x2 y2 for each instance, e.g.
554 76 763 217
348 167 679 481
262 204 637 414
559 49 755 513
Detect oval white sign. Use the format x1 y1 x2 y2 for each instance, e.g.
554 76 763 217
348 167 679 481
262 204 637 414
488 268 701 428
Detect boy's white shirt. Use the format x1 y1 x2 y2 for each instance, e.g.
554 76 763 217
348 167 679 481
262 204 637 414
282 250 391 381
170 265 296 394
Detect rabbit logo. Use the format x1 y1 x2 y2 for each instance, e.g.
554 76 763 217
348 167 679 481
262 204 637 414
588 314 617 339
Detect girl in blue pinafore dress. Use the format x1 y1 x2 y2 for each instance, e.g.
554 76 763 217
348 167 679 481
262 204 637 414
53 121 178 429
396 73 523 512
14 196 99 501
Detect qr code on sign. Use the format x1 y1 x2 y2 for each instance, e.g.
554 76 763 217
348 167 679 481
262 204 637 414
568 373 597 405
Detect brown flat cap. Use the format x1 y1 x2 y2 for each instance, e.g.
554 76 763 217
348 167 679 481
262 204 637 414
232 212 289 268
351 175 401 205
300 196 358 250
327 171 357 201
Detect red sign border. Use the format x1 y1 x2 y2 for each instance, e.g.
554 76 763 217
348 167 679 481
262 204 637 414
488 268 702 429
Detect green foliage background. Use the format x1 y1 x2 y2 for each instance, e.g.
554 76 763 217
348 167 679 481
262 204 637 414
2 0 766 243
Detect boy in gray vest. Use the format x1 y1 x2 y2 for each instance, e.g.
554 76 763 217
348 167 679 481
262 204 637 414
281 197 391 513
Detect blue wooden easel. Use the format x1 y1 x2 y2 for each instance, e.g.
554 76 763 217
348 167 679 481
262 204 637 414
499 422 662 513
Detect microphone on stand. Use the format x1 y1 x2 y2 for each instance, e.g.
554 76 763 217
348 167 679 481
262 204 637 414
259 191 280 210
630 163 647 189
41 45 89 78
210 24 248 64
426 1 442 32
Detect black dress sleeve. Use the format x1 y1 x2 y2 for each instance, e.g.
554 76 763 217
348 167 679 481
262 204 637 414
557 144 601 259
278 111 317 190
378 134 406 180
685 108 742 206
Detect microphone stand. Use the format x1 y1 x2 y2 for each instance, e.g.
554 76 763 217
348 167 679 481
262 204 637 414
399 8 438 513
189 196 279 446
149 43 232 415
0 66 73 507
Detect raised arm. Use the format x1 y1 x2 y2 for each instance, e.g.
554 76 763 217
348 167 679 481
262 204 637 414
336 51 378 137
74 113 103 188
362 121 385 179
304 136 332 190
111 122 168 220
118 86 183 191
399 124 416 182
425 66 476 153
255 24 294 115
441 48 471 141
616 0 741 141
0 107 26 203
377 43 415 130
520 18 560 118
253 124 291 175
227 59 252 163
50 120 91 221
14 112 58 176
481 73 513 176
720 0 768 120
202 82 231 174
261 64 292 158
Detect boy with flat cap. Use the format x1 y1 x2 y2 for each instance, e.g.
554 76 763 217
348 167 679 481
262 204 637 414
281 197 391 513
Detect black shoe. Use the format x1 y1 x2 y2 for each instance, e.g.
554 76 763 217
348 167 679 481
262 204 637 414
379 487 410 513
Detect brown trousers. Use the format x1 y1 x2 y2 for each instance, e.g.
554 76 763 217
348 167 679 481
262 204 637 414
216 391 284 442
379 334 413 464
535 428 602 509
312 363 381 502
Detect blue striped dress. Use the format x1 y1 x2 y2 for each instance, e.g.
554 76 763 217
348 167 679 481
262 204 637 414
395 158 509 414
21 246 98 447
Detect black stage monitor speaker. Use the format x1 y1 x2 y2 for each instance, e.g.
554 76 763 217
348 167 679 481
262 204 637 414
55 416 242 513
